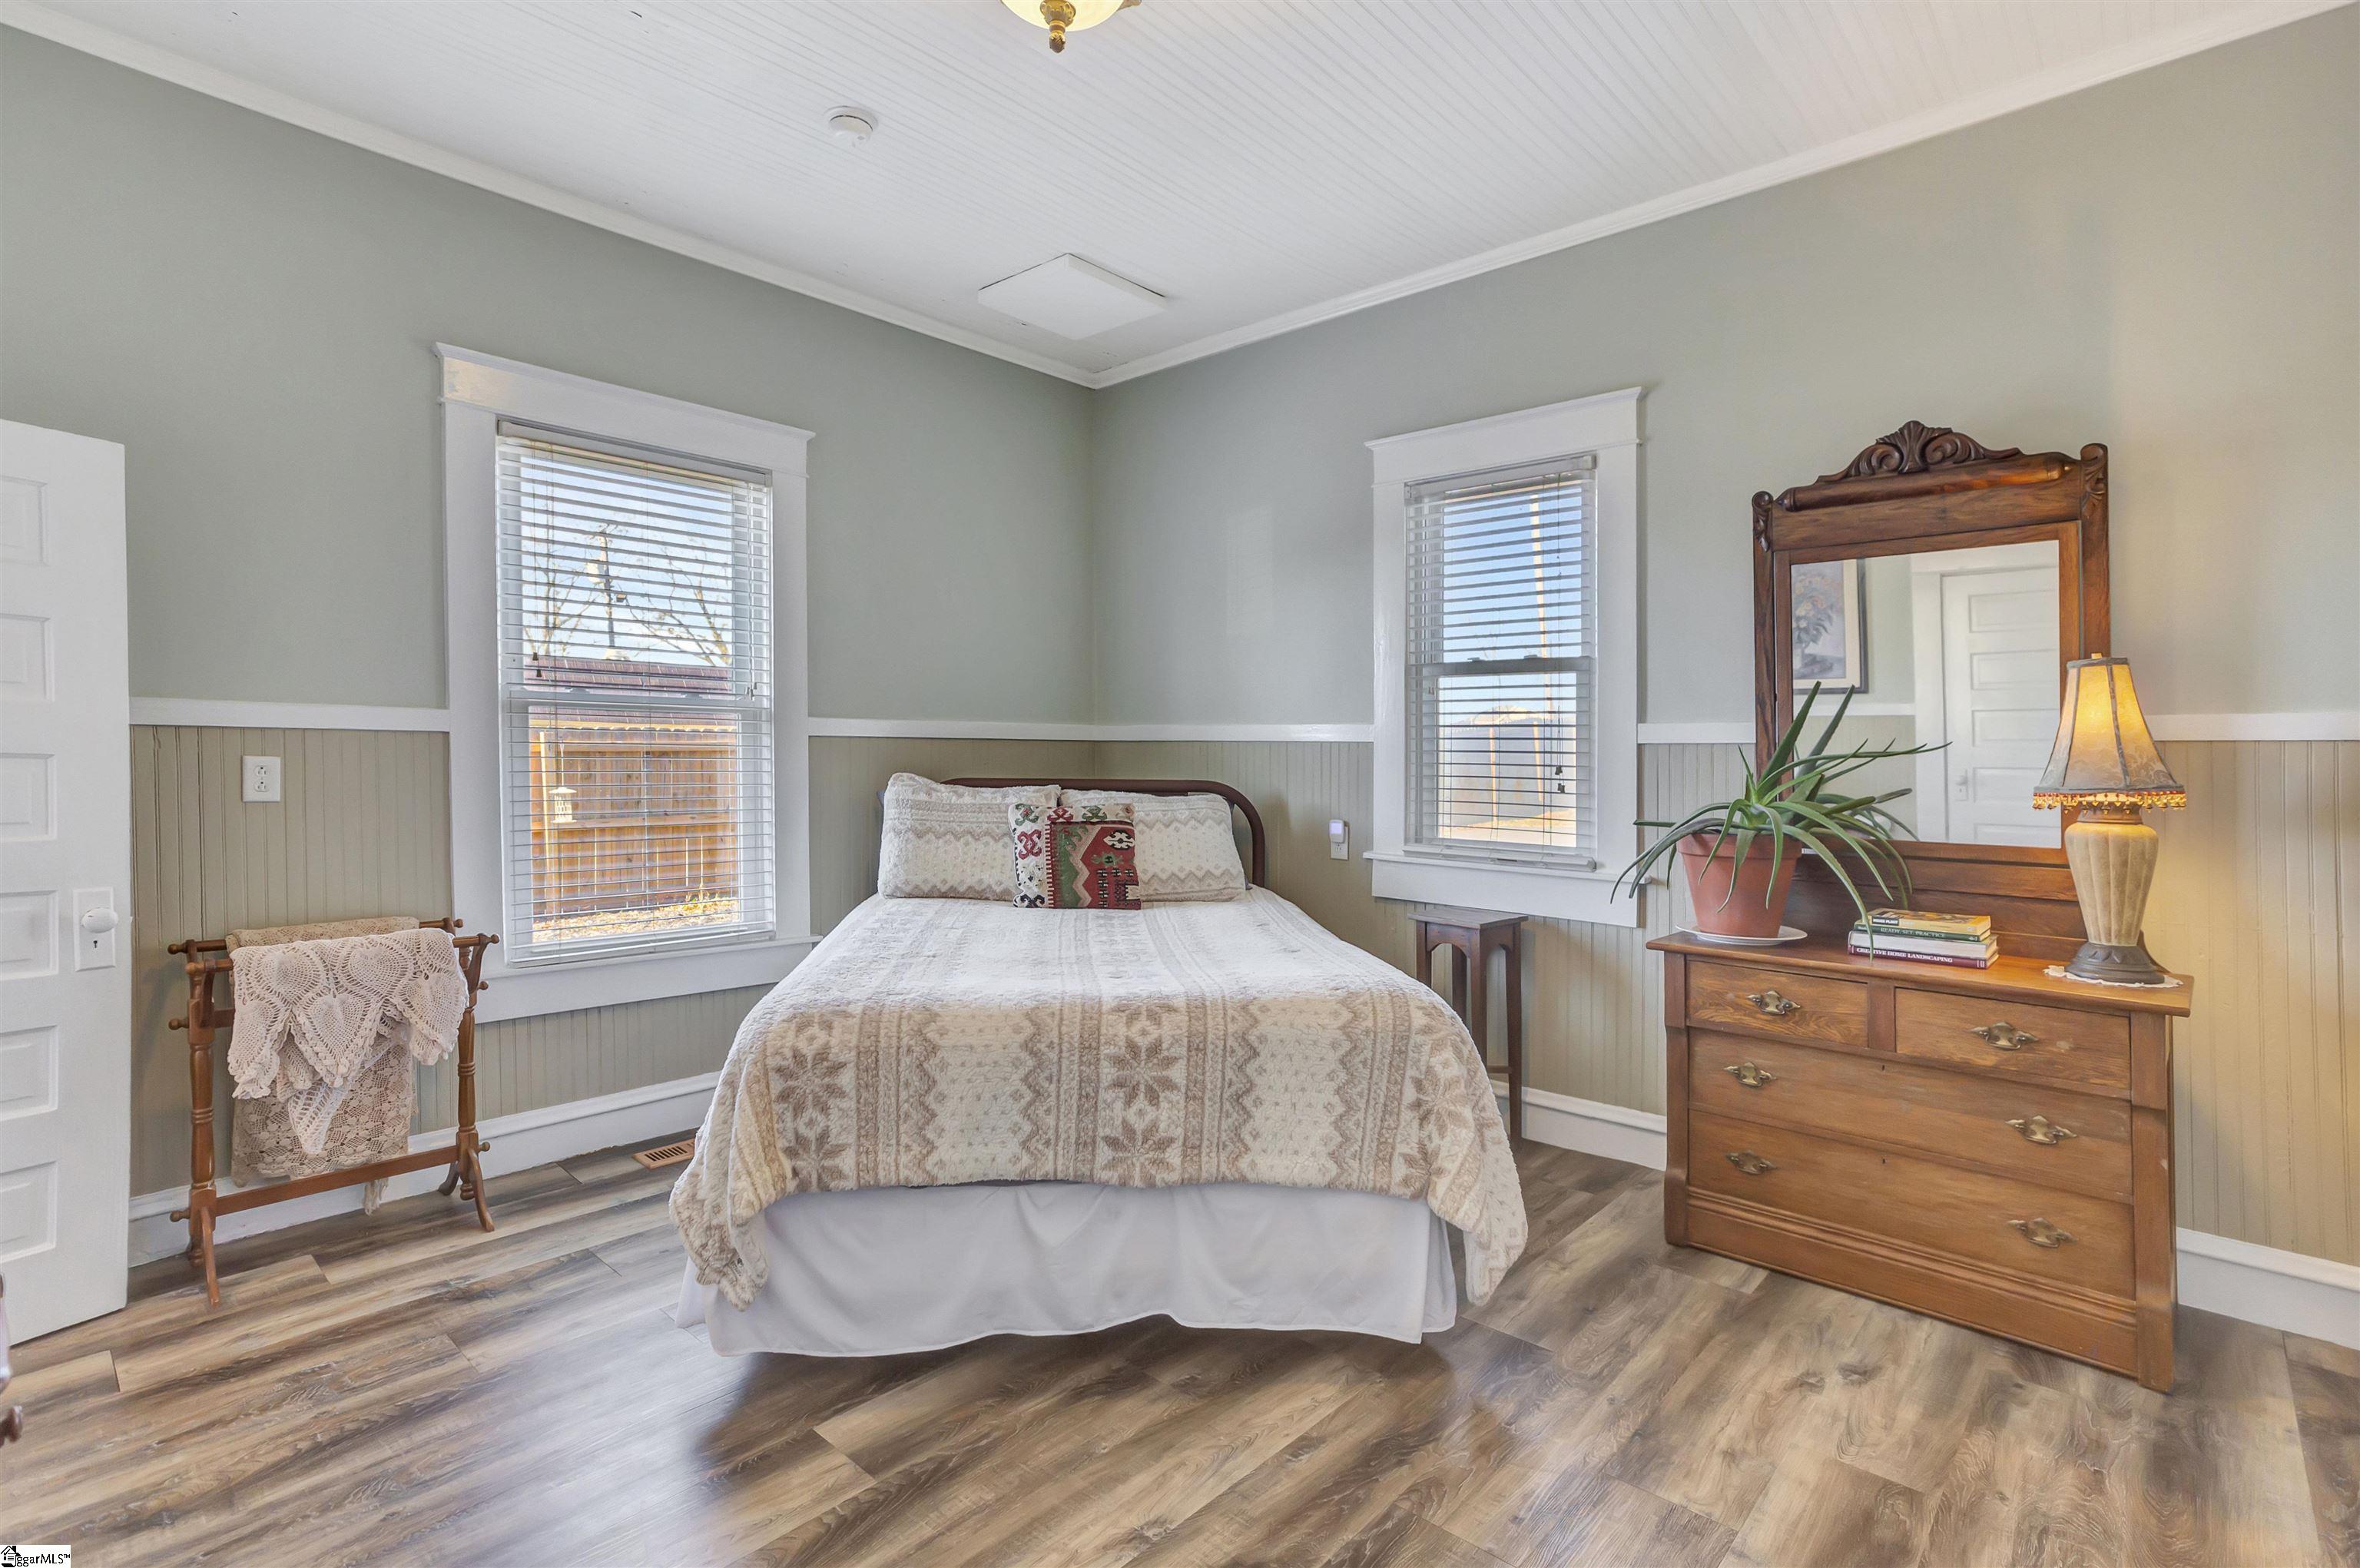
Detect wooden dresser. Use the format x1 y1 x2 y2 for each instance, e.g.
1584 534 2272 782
1651 931 2192 1389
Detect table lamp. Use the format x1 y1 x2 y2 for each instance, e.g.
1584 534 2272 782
2034 656 2186 986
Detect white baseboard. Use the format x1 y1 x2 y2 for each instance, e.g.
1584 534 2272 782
1506 1086 2360 1351
2176 1228 2360 1350
127 1069 2357 1351
1516 1086 1672 1169
126 1071 718 1266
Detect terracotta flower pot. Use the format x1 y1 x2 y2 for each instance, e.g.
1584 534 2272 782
1676 832 1802 938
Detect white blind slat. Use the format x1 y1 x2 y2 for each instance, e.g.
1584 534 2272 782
495 420 777 963
1405 454 1596 862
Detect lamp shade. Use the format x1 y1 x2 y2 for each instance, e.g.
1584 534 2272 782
2034 657 2186 810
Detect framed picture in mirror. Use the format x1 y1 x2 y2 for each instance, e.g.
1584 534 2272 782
1788 557 1864 691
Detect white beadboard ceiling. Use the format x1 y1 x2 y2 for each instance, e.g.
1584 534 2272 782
15 0 2342 386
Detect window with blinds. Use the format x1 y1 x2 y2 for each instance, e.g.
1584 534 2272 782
495 420 775 964
1405 454 1596 865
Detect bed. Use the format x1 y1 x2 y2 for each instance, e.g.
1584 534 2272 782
671 778 1526 1357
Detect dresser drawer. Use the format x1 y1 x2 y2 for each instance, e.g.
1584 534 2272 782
1686 960 1868 1048
1894 990 2131 1094
1689 1109 2133 1299
1690 1033 2133 1201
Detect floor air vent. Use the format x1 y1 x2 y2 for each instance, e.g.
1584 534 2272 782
632 1139 695 1170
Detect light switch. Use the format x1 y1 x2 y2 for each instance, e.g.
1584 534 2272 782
73 888 123 970
1328 818 1350 860
243 754 282 803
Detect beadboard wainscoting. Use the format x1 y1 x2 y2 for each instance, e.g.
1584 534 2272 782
128 724 2356 1334
125 726 1100 1198
131 726 453 1196
127 727 771 1197
1086 737 2360 1281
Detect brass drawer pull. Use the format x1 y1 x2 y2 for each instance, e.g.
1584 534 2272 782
1973 1021 2039 1050
2008 1218 2076 1249
1745 990 1801 1018
2007 1115 2077 1146
1725 1062 1777 1089
1725 1150 1776 1176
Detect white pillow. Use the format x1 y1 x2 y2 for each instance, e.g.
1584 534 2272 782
1059 790 1248 903
879 774 1057 901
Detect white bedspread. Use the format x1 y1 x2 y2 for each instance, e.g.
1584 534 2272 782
676 1182 1460 1356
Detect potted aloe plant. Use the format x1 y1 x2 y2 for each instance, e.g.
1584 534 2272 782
1616 686 1940 937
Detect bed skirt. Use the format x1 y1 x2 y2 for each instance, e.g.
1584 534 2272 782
675 1180 1463 1357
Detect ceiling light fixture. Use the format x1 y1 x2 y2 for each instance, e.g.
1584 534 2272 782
1001 0 1139 55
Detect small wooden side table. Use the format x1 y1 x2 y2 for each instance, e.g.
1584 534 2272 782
1412 907 1527 1141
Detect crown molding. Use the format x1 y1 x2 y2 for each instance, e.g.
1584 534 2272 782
9 0 2347 390
1 2 1096 389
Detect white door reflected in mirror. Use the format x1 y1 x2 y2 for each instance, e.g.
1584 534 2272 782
1794 541 2061 849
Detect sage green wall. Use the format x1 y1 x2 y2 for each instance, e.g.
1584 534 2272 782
0 28 1095 723
33 14 2360 1279
1086 8 2360 726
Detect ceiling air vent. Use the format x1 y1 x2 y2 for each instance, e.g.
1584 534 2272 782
976 254 1165 340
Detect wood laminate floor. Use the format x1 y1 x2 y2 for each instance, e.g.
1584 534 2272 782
6 1140 2353 1567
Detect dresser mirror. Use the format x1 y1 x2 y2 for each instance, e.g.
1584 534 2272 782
1786 540 2063 848
1753 423 2111 949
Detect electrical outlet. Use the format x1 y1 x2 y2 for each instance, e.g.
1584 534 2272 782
243 754 282 803
1328 818 1350 860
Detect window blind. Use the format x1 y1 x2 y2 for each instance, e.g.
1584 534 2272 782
495 419 775 963
1405 454 1596 864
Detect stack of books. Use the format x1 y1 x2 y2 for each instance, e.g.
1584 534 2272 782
1846 908 1997 969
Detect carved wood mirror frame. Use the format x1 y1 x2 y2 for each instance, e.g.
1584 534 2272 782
1752 422 2109 953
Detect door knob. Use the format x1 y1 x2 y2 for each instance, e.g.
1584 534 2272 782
79 908 121 934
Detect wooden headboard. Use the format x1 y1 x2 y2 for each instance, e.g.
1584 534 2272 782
943 778 1268 887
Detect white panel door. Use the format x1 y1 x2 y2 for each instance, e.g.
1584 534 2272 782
1940 565 2060 848
0 422 131 1340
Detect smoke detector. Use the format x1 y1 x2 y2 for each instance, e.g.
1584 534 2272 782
826 107 877 146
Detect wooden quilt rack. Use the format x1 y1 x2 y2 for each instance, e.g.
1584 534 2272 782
166 917 498 1305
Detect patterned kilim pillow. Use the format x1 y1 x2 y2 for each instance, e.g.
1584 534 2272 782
1010 801 1141 910
880 774 1059 900
1059 791 1247 903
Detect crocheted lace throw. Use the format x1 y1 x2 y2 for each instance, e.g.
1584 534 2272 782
227 926 468 1159
228 914 419 951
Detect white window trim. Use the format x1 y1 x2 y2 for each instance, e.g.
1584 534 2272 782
1367 387 1641 927
439 345 815 1022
